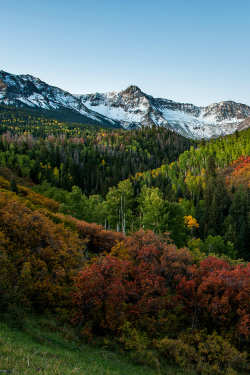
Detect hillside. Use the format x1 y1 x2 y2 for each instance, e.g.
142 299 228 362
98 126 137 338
0 104 195 196
2 70 250 139
3 106 250 374
0 316 197 375
1 173 250 375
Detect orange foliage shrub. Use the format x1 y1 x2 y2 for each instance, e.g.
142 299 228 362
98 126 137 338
18 185 60 212
0 176 10 189
0 174 59 212
227 155 250 189
0 191 86 312
67 217 126 254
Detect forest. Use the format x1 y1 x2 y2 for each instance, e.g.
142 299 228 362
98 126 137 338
1 105 250 374
0 105 194 196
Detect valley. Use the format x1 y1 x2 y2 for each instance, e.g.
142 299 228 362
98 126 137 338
1 91 250 375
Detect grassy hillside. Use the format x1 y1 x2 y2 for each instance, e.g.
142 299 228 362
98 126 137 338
0 315 197 375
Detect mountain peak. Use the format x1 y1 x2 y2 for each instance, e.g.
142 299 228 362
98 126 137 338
123 85 142 95
1 69 250 139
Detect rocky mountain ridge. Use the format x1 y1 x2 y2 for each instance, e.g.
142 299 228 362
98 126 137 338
0 70 120 128
81 85 250 139
1 70 250 139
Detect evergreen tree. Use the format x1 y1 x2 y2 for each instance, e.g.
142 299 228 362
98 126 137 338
223 215 237 246
204 176 230 237
10 179 18 194
205 154 217 180
175 184 183 200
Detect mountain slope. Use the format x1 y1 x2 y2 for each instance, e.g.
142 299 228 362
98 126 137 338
80 85 250 139
0 70 121 128
1 70 250 139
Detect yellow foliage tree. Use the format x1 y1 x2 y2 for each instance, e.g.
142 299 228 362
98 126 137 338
184 215 199 228
184 215 199 237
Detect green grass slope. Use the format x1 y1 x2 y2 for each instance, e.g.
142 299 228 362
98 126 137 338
0 316 196 375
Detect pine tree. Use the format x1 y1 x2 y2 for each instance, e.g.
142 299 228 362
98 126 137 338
10 179 18 194
223 215 236 245
204 176 230 237
176 184 183 200
206 154 217 179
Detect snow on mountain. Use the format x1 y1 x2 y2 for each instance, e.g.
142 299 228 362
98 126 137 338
1 70 250 139
79 86 152 129
0 70 120 128
80 86 250 139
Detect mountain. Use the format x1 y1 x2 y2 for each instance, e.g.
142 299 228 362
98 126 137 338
1 70 250 139
80 85 250 139
0 70 121 128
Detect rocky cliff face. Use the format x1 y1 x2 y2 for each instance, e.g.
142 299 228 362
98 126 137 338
0 78 7 94
1 70 250 139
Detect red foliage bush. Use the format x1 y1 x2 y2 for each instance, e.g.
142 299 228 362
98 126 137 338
231 155 250 172
126 229 193 290
72 231 193 336
177 256 250 338
72 247 172 335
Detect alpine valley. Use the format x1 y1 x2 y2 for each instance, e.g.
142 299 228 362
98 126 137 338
1 69 250 139
4 67 250 375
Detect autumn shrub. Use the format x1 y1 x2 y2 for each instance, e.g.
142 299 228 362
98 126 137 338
0 176 10 189
157 332 248 375
72 230 250 372
157 336 197 367
119 321 150 351
0 174 60 212
0 230 20 312
125 229 193 291
109 240 131 260
177 256 250 341
0 191 86 313
196 332 248 374
226 155 250 189
69 217 126 254
39 211 77 232
18 185 60 212
72 255 132 334
72 246 175 337
118 321 160 369
72 231 193 338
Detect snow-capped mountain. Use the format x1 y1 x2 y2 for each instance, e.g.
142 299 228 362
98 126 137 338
1 70 250 139
0 70 120 128
80 85 250 139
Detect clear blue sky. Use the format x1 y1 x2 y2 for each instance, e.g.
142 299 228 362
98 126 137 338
1 0 250 106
